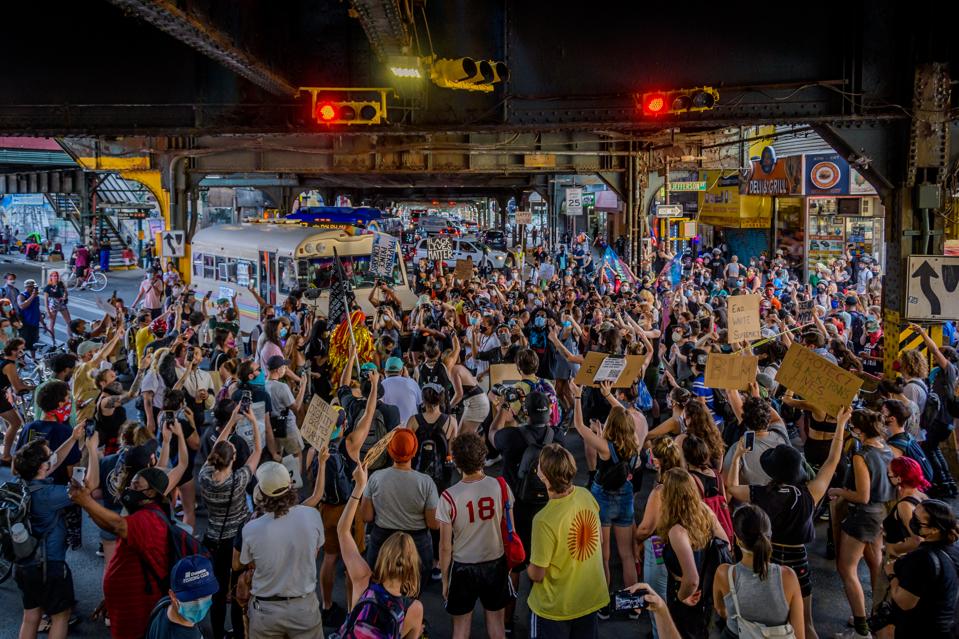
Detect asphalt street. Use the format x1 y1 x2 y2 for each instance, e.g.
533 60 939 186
0 257 905 638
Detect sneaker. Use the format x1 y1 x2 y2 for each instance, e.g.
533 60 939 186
321 602 348 628
597 602 612 620
484 454 502 468
431 567 443 582
834 629 871 639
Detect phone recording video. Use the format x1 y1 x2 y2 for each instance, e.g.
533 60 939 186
613 588 648 612
744 430 756 451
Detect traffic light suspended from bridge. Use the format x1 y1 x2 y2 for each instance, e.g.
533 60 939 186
429 57 509 92
297 87 392 126
639 87 719 116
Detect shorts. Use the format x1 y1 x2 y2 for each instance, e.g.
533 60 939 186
275 424 304 456
320 502 366 555
445 555 514 616
530 611 599 639
591 482 635 527
841 503 886 543
772 543 812 597
461 392 490 423
512 500 546 572
14 561 75 614
20 324 39 350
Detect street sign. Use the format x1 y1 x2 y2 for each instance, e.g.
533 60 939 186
565 188 583 216
655 204 684 218
161 230 185 258
669 181 708 192
524 153 556 168
906 255 959 320
515 210 532 225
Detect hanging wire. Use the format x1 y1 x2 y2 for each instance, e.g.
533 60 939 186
420 6 435 57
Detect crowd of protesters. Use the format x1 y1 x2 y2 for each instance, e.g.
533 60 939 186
2 229 959 639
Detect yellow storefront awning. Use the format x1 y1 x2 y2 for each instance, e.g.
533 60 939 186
698 171 773 228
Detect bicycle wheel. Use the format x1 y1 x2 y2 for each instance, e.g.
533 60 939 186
64 273 78 290
90 271 108 292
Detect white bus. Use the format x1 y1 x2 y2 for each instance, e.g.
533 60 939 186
190 223 415 332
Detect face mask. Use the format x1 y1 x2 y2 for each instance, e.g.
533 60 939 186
250 371 266 386
2 326 12 337
562 321 572 329
226 338 236 349
498 332 510 346
672 331 682 342
120 488 150 514
105 381 123 395
908 513 923 536
1 305 10 313
279 327 289 339
533 299 543 307
534 316 546 328
46 452 58 468
469 316 478 325
178 597 213 624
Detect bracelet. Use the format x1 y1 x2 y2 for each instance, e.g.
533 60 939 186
573 396 582 401
350 495 361 501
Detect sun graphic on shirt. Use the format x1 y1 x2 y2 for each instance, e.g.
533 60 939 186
566 509 600 562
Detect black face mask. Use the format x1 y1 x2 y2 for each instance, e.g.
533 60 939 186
909 513 924 536
120 488 151 514
104 381 123 395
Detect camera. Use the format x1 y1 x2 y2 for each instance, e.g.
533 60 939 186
491 384 522 404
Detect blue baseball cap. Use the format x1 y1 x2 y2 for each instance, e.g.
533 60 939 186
384 357 404 373
360 362 379 373
171 555 219 602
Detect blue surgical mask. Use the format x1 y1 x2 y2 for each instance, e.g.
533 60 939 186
3 326 11 337
562 321 572 329
178 596 213 624
251 371 266 387
1 305 10 313
469 316 478 325
279 327 288 339
534 316 546 328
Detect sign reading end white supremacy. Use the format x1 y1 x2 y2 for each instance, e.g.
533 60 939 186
427 236 453 261
727 294 762 343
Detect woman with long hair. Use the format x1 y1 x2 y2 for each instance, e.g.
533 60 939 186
713 504 805 639
43 271 71 341
828 409 895 639
659 467 729 639
415 337 453 410
0 338 31 464
571 380 641 614
677 401 725 470
636 437 684 639
830 338 864 374
216 358 239 402
337 463 424 639
258 317 289 372
198 401 264 639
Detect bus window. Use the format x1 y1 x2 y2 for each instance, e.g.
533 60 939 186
303 256 402 290
203 255 215 280
217 258 238 283
278 257 298 295
193 252 204 279
259 252 275 306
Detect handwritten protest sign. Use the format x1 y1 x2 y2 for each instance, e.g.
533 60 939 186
704 352 759 390
454 257 474 281
299 396 341 450
427 236 453 261
728 294 762 343
490 363 522 386
573 351 647 388
370 234 398 277
775 342 863 416
797 299 815 325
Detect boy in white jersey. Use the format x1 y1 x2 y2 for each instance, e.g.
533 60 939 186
438 432 516 639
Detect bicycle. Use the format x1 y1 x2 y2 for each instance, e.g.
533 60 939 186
64 265 108 292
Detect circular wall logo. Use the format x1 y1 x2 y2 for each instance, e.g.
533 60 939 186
810 161 841 190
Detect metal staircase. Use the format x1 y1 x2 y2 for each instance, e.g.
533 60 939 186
45 193 133 269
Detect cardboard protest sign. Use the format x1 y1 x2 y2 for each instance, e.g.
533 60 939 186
775 342 863 416
728 294 762 343
573 351 647 388
299 396 341 450
797 299 815 325
370 234 398 277
490 363 522 386
427 236 453 261
454 257 474 281
704 352 759 390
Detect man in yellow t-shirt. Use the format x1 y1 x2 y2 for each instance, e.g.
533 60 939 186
527 444 608 637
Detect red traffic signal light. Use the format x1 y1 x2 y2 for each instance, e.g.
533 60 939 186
312 100 383 125
317 102 337 121
642 92 668 116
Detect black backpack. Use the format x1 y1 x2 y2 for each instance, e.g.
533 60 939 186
595 446 637 492
412 413 452 488
517 426 554 504
322 441 354 506
0 481 42 564
908 379 944 432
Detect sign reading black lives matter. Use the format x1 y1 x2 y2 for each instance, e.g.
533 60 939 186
370 234 398 277
906 255 959 321
427 236 453 261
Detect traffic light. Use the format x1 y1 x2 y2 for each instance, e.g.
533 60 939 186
429 57 509 92
639 87 719 116
313 100 383 125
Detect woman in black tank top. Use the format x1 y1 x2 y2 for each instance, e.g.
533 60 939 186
782 390 837 468
883 456 928 556
95 369 130 455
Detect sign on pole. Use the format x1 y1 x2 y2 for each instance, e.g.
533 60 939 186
905 255 959 321
775 343 863 416
565 188 583 216
161 230 185 258
727 294 762 343
655 204 684 218
427 236 454 261
669 181 708 192
515 210 532 225
370 233 398 278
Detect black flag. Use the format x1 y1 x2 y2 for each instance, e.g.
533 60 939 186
328 248 356 326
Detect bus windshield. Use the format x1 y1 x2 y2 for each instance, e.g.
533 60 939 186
298 255 404 290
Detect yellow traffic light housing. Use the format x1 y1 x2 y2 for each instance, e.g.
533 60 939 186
296 87 392 126
638 86 719 116
429 57 509 92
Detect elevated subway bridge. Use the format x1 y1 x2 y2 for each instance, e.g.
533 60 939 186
0 0 956 341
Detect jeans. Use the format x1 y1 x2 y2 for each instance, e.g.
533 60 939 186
643 537 668 639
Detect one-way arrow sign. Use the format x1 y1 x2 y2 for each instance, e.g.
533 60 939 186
906 255 959 321
160 230 185 258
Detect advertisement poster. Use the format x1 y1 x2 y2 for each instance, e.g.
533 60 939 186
804 153 850 196
740 146 802 196
849 168 878 195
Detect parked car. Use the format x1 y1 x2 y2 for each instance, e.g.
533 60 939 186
482 229 507 251
413 238 508 269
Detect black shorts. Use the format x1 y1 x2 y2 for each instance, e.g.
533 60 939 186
512 500 546 572
445 556 514 616
15 560 75 614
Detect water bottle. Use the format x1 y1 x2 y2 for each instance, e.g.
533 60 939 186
11 522 37 560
